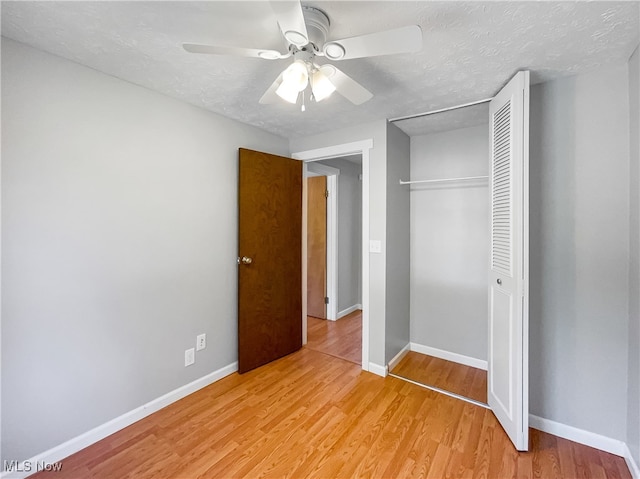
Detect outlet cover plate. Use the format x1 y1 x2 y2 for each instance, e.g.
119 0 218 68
196 333 206 351
185 348 195 366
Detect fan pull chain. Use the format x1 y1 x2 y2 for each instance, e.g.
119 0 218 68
301 91 306 112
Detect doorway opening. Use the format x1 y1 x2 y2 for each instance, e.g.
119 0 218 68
305 156 363 364
292 139 373 371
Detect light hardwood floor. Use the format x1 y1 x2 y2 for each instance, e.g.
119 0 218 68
391 351 488 404
31 347 630 479
305 310 362 364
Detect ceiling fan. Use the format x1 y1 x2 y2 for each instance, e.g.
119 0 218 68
183 1 422 109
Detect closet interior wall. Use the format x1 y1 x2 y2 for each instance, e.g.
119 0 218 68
409 122 490 365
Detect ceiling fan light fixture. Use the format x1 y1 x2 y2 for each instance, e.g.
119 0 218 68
275 81 300 104
311 69 336 102
323 42 345 60
319 64 336 78
282 60 309 91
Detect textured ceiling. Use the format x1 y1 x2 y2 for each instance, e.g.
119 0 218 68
2 1 638 138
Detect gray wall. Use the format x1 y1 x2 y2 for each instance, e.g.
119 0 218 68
628 44 640 469
529 63 630 441
290 120 388 368
315 158 362 314
409 124 489 361
385 123 411 363
1 39 288 462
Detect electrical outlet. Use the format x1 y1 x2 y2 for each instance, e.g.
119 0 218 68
196 333 206 351
185 348 195 367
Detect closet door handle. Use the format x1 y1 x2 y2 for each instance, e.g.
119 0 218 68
497 278 502 285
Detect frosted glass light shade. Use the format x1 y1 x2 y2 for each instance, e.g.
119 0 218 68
282 60 309 92
311 69 336 102
276 82 300 103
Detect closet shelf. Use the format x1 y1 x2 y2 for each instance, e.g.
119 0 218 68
399 175 489 185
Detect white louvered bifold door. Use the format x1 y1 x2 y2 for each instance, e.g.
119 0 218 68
488 71 530 451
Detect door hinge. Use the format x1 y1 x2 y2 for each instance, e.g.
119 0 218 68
324 297 329 304
325 190 329 198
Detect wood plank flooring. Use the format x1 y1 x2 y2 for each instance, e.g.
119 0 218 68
391 351 488 404
305 310 361 364
30 347 630 479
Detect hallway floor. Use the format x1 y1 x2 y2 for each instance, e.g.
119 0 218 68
305 310 361 364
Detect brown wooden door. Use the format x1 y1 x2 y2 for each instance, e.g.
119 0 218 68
306 176 327 319
238 148 302 373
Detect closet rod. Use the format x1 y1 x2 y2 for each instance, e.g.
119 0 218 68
399 175 488 185
389 97 494 123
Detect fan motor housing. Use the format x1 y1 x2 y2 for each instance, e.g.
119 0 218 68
302 6 330 52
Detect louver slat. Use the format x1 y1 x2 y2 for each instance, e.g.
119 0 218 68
492 101 511 275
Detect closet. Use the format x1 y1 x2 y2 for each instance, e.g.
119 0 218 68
390 101 491 406
388 71 530 451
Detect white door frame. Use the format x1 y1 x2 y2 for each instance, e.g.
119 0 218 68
293 139 373 372
305 162 340 321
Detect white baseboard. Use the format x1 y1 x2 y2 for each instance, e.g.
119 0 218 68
529 414 626 457
1 362 238 479
410 342 488 371
387 343 410 371
368 362 388 378
337 303 362 319
623 443 640 479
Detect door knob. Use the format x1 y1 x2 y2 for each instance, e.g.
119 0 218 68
240 256 253 265
497 278 502 285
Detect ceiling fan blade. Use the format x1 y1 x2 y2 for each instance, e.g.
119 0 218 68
323 25 422 61
269 0 309 47
320 65 372 105
259 73 284 104
183 43 287 60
